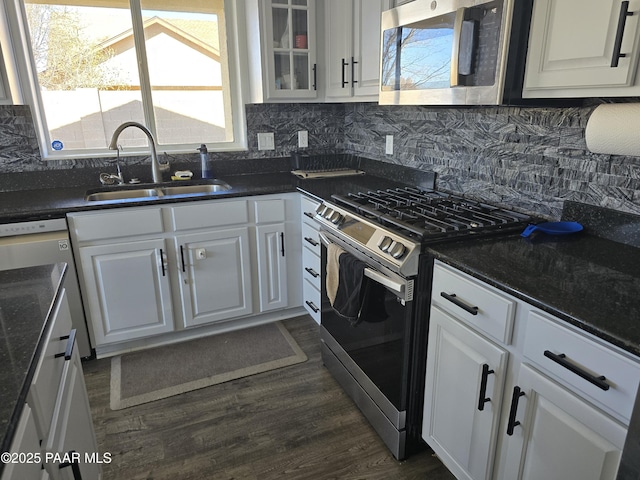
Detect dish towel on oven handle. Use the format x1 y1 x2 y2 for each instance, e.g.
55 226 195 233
326 243 370 324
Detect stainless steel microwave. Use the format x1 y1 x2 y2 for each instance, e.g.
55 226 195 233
379 0 532 105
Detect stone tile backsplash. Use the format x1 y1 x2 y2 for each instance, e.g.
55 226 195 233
1 101 639 220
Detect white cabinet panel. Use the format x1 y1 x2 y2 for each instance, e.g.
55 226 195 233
524 0 640 97
176 227 253 327
78 238 174 344
1 406 43 480
501 364 626 480
256 224 288 312
423 306 508 480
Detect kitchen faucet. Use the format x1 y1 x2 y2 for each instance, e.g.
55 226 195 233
108 122 166 183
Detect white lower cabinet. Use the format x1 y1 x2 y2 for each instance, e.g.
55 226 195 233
68 194 302 354
501 364 626 480
423 306 508 480
424 261 640 480
255 223 288 312
176 227 253 327
3 290 100 480
299 194 321 323
77 238 174 345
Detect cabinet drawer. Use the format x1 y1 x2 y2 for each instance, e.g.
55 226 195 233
170 200 248 230
69 207 163 241
431 263 515 344
301 221 321 255
254 198 285 224
303 279 321 324
28 290 73 440
302 246 321 286
523 310 640 424
300 195 320 226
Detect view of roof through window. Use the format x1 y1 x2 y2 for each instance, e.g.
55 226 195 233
23 0 232 153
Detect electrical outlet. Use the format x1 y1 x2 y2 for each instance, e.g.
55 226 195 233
257 132 275 150
298 130 308 148
385 135 394 155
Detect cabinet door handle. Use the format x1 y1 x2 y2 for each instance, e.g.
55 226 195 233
55 329 77 361
506 386 525 436
543 350 610 391
351 56 358 85
312 63 317 90
341 58 349 87
304 211 315 219
159 248 166 276
611 1 634 67
305 300 320 313
59 450 83 479
305 267 319 278
304 236 319 247
280 232 285 257
478 363 495 411
180 245 186 272
440 292 479 315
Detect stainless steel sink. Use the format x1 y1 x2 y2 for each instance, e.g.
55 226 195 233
85 180 232 202
85 188 160 202
159 182 231 196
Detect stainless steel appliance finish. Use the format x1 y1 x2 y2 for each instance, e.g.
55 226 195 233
316 187 530 460
0 218 92 357
379 0 533 105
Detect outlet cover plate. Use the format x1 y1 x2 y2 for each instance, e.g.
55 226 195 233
298 130 308 148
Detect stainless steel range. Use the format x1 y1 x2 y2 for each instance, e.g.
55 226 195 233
315 187 530 460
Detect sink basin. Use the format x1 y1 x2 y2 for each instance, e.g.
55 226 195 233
85 180 232 202
159 182 231 196
85 188 159 201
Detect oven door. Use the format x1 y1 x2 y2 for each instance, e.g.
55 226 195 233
318 230 415 429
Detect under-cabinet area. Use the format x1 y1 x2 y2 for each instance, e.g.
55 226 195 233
423 261 640 480
67 193 303 357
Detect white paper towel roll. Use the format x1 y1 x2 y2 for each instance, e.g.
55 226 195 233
586 103 640 156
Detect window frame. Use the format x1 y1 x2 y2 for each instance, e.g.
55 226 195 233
2 0 248 160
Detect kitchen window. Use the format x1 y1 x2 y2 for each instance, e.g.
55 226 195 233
4 0 246 158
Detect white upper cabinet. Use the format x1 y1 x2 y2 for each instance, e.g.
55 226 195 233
246 0 318 101
523 0 640 97
324 0 390 100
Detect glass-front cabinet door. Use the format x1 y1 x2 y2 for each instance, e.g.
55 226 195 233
264 0 317 99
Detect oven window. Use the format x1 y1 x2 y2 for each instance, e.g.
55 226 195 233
321 284 412 410
381 13 456 91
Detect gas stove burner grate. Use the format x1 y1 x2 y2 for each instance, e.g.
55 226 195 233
331 187 530 241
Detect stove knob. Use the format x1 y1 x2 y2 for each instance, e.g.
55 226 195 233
329 211 343 224
389 241 406 259
315 204 328 217
377 236 393 252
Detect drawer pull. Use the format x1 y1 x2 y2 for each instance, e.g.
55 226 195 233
478 363 494 411
304 236 319 247
303 211 315 219
440 292 479 315
305 267 319 278
55 329 77 361
506 386 525 436
543 350 610 391
305 300 320 313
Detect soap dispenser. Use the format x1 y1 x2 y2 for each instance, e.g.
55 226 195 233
197 144 212 179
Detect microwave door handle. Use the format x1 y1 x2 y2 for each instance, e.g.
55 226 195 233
450 7 466 87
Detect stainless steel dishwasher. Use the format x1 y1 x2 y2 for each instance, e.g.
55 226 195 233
0 218 92 357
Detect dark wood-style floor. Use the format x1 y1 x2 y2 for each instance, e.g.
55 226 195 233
82 315 456 479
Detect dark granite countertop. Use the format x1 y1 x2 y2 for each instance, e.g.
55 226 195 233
428 232 640 357
0 157 431 224
0 263 67 468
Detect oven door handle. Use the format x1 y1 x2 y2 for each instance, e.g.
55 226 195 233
319 232 406 297
364 268 405 297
